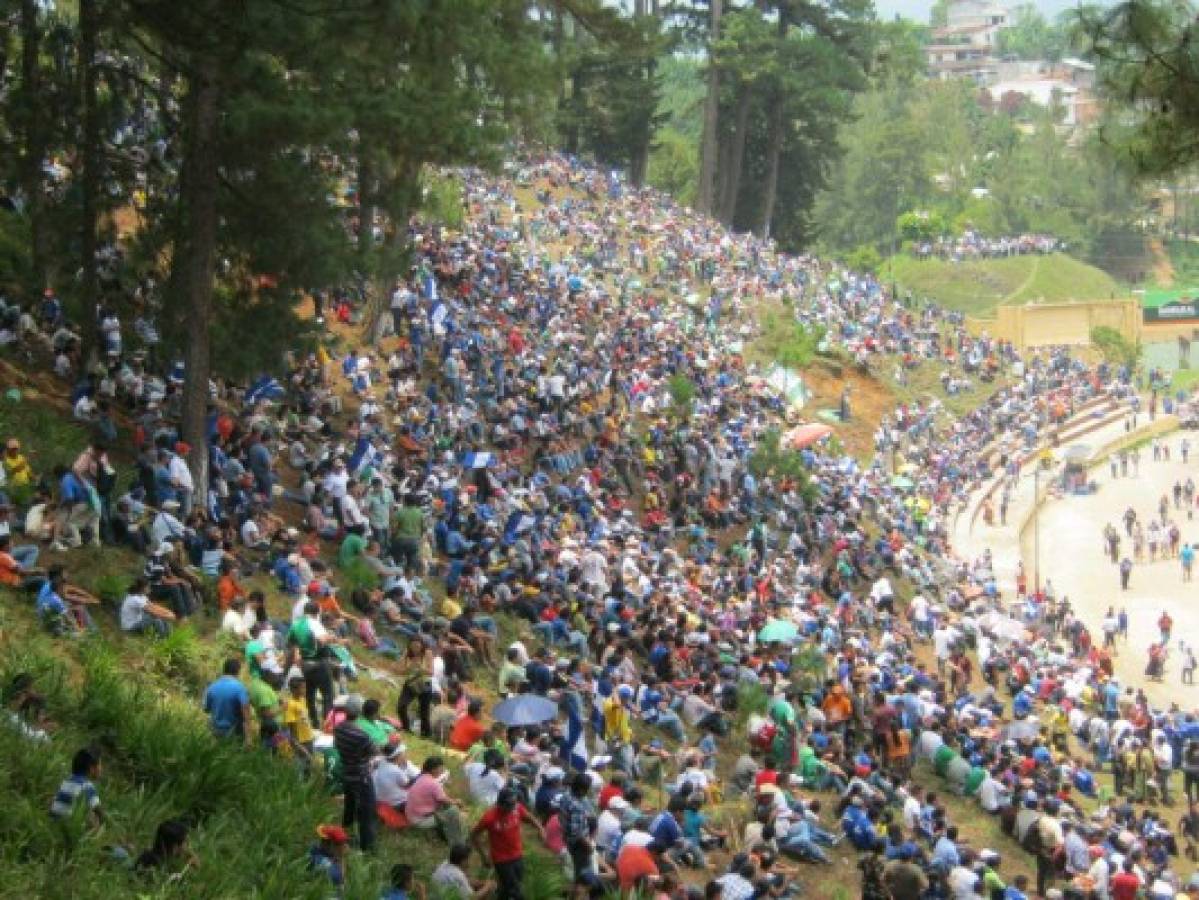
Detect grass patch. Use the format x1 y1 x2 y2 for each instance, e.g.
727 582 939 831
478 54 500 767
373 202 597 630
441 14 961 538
887 253 1122 317
1 388 93 482
1164 239 1199 287
887 364 1007 420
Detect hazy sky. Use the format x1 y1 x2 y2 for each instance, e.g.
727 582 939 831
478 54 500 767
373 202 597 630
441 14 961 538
872 0 1111 24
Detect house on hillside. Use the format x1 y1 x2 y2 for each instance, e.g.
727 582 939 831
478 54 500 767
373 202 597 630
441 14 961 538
927 1 1010 83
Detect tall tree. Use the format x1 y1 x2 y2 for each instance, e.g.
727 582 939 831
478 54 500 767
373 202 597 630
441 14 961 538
697 0 722 214
18 0 47 290
1078 0 1199 175
77 0 103 353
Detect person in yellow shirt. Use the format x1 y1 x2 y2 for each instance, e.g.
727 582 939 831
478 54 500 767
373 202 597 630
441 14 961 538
282 676 315 763
3 439 34 489
604 685 634 746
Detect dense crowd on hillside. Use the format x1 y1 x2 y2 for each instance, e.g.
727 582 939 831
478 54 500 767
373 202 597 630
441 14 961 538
1 152 1193 900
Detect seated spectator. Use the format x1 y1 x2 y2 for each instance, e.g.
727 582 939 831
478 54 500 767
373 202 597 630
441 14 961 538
120 576 177 637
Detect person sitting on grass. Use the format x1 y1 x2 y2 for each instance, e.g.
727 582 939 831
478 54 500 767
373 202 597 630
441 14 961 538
308 824 351 897
135 818 199 877
3 672 53 741
381 863 425 900
49 746 104 829
0 532 43 589
36 566 99 635
432 843 495 900
120 576 177 637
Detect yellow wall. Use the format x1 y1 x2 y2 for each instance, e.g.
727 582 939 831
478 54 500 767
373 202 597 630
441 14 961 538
976 299 1142 350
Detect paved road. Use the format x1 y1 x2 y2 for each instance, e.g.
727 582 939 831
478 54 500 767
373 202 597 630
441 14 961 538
952 408 1199 709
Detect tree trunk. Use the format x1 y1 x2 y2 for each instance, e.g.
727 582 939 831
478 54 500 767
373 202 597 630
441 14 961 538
718 80 750 226
759 7 788 240
697 0 722 215
178 55 222 503
629 56 656 188
356 137 375 262
79 0 102 355
759 102 783 240
20 0 47 291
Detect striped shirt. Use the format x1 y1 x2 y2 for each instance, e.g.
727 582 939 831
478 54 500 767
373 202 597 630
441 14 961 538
50 775 100 819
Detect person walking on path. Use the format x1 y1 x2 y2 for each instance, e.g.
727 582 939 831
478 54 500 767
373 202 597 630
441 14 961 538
1119 557 1133 590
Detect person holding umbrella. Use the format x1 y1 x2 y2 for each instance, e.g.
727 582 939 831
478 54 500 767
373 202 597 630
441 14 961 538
471 786 547 900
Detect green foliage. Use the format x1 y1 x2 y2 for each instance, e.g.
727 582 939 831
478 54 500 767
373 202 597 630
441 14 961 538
340 557 379 594
647 128 698 208
897 210 950 242
421 175 467 232
995 4 1069 62
145 624 208 689
747 430 816 503
1166 239 1199 285
844 244 882 275
815 78 1147 267
0 635 384 897
754 312 826 370
0 208 34 297
666 374 697 420
1091 325 1141 367
1079 0 1199 175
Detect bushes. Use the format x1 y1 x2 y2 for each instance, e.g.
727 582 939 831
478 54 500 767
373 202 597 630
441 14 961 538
1090 325 1140 368
0 636 385 898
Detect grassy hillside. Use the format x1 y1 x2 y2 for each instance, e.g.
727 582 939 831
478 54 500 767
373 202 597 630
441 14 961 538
887 252 1122 316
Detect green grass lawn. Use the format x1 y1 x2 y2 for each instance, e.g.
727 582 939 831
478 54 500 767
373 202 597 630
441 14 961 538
886 253 1123 317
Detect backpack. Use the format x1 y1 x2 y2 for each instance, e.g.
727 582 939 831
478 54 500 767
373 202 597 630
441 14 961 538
1020 817 1043 855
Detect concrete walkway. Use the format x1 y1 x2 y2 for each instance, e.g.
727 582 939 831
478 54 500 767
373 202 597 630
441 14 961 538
951 402 1199 708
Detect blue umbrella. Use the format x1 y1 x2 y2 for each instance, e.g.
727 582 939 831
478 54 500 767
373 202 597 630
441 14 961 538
493 694 560 727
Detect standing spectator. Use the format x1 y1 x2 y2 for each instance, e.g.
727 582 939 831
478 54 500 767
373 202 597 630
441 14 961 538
471 786 547 900
203 658 251 745
333 693 377 852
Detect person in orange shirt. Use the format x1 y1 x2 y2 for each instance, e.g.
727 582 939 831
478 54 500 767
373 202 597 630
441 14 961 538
821 684 853 732
216 559 246 611
448 699 487 752
616 840 662 895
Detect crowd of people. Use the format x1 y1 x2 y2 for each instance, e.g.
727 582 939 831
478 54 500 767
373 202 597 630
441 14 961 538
910 233 1064 263
0 150 1193 900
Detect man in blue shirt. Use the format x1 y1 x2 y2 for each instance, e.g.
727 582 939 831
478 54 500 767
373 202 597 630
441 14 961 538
37 569 97 634
932 825 962 872
649 799 686 864
203 658 251 745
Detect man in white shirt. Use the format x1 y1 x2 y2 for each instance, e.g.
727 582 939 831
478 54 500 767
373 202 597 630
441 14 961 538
168 450 195 517
221 597 250 640
150 502 185 547
120 577 176 636
373 741 419 810
596 795 628 853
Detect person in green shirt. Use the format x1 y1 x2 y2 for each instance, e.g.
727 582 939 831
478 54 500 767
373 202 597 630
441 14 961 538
497 647 526 697
932 744 957 778
980 851 1006 898
357 697 396 747
338 531 367 569
467 727 511 764
248 672 280 725
390 496 424 575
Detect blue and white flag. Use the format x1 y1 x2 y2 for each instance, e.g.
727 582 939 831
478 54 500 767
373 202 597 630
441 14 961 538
422 272 438 301
562 691 589 771
430 300 449 331
245 375 285 405
462 451 493 469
